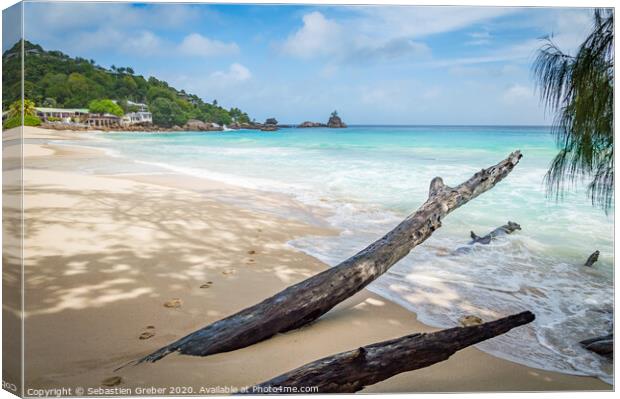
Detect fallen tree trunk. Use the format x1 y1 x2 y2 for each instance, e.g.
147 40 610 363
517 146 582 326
584 250 600 267
138 151 523 363
453 221 521 255
580 333 613 358
468 221 521 245
249 311 535 394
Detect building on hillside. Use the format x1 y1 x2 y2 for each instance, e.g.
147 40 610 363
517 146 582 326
36 107 89 123
121 111 152 126
119 100 152 126
85 113 121 128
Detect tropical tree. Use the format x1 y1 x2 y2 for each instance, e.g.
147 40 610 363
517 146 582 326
532 10 614 212
150 97 188 127
88 99 124 117
4 99 41 129
8 98 36 118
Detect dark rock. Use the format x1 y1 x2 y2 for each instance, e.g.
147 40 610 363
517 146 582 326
327 111 347 128
298 121 327 128
185 119 205 130
265 118 278 126
260 124 278 131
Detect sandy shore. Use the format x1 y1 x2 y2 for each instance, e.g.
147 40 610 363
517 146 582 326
8 126 611 392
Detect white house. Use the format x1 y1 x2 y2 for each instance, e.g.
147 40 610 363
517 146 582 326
121 111 152 125
120 101 152 125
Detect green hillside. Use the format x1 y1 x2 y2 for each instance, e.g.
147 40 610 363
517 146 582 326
2 40 251 127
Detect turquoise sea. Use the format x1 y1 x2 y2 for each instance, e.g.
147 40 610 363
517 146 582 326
59 126 613 383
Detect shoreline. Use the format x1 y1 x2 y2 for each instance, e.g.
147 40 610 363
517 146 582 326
16 126 612 391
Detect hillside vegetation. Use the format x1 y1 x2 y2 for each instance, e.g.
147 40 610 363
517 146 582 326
2 40 251 127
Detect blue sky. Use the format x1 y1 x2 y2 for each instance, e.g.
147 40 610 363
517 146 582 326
6 2 602 124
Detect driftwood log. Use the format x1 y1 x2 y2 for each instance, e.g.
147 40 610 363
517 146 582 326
138 151 523 363
580 333 613 358
469 221 521 245
454 221 521 255
249 311 535 394
584 250 600 267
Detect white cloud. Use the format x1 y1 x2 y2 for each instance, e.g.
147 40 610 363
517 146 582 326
25 2 207 34
281 12 342 59
23 2 231 60
121 31 165 56
178 33 239 57
66 28 167 57
353 6 513 39
466 30 492 46
502 84 534 105
280 7 515 63
545 9 594 55
210 63 252 82
281 10 434 63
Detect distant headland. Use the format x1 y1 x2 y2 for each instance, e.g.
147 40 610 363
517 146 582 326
2 40 348 134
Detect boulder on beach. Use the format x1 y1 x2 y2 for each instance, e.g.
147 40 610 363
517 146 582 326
184 119 222 131
185 119 208 130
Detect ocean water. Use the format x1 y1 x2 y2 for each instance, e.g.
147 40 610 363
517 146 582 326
58 126 613 383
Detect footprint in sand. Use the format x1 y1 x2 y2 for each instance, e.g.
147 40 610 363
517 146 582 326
163 298 183 308
246 259 255 264
248 250 257 255
139 326 155 340
200 281 213 288
101 376 122 387
222 269 236 276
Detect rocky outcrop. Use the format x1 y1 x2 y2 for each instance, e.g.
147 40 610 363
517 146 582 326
260 117 279 131
298 121 327 128
184 119 223 132
327 115 347 128
298 112 347 128
229 122 261 130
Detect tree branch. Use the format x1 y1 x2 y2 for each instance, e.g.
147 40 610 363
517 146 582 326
137 151 523 363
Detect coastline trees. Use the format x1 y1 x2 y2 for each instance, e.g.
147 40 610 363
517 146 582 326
2 40 252 128
532 10 614 212
3 99 41 129
88 99 124 117
150 97 188 127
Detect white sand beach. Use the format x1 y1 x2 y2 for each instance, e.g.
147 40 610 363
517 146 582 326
4 126 611 392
